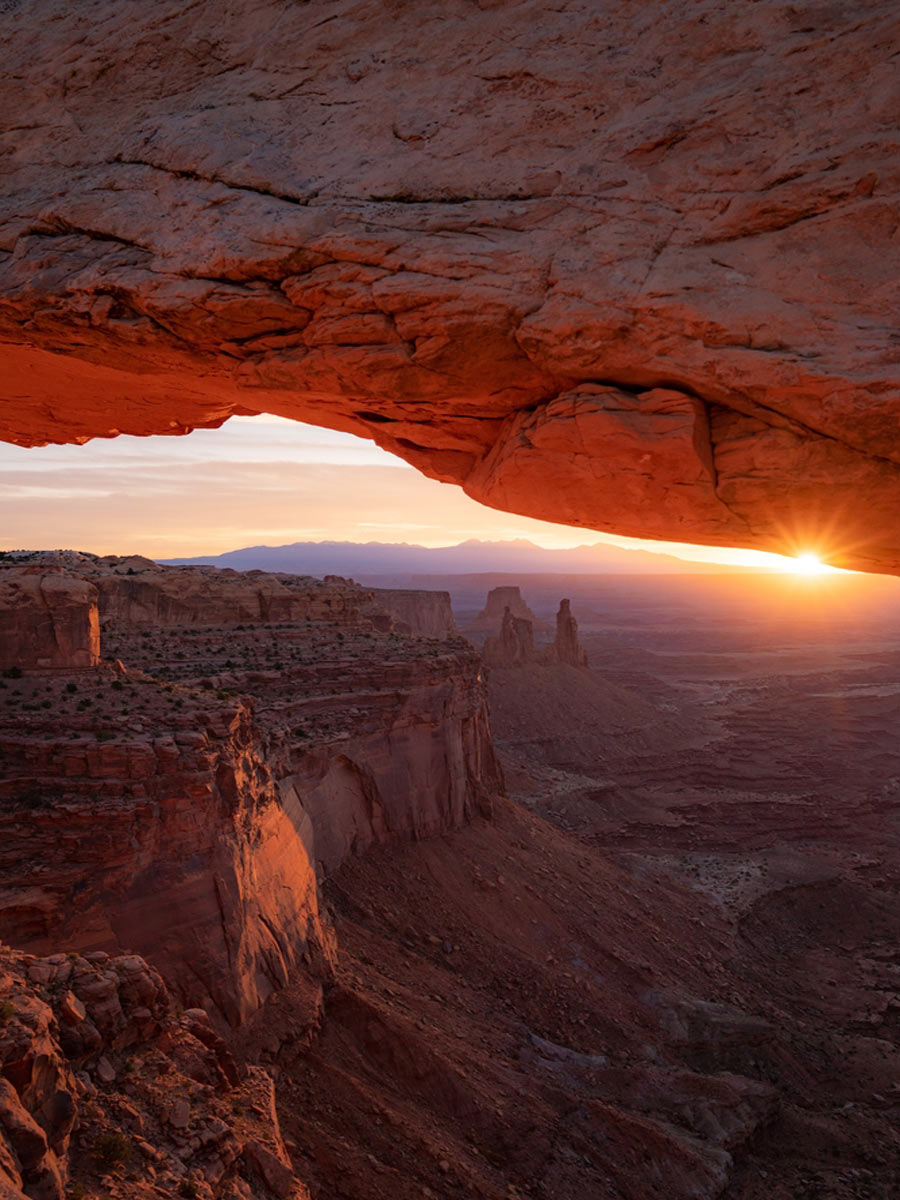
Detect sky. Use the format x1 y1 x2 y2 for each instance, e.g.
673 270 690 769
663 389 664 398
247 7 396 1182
1 413 816 570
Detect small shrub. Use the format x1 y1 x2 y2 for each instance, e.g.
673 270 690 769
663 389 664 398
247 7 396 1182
68 1183 86 1200
111 680 124 692
92 1131 132 1172
0 1000 15 1023
2 666 22 679
178 1180 200 1199
65 682 77 694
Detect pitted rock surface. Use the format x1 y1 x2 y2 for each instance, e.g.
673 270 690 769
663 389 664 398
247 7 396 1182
1 1 899 570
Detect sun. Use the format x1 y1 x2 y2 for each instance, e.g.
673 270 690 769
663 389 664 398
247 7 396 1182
792 552 831 576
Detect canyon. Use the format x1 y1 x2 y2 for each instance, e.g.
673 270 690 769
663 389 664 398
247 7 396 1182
0 553 501 1199
1 1 899 571
4 557 900 1198
2 1 899 1196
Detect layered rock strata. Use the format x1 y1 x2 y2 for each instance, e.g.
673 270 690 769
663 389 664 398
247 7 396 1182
0 676 330 1028
1 2 899 570
0 557 502 1026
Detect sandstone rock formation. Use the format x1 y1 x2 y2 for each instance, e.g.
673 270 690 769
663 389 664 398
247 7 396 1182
0 557 502 1025
0 570 99 671
482 607 538 668
0 682 331 1029
0 944 309 1200
480 594 586 668
366 588 455 639
469 586 547 634
1 2 898 571
548 599 587 668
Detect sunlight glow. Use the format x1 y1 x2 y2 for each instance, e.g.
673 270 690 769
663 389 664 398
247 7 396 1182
791 552 837 576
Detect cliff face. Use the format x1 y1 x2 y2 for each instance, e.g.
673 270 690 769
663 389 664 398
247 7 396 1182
366 589 455 639
0 558 503 1027
0 686 329 1028
285 653 498 873
0 570 99 671
1 2 898 571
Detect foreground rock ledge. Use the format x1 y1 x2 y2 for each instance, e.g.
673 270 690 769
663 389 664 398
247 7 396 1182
1 1 899 572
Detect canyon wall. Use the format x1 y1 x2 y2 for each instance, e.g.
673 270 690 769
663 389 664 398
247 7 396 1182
366 588 455 639
0 558 502 1027
0 570 99 671
0 691 329 1028
1 2 898 570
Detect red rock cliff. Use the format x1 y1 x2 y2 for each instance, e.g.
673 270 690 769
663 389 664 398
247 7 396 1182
1 3 898 571
0 570 99 671
0 560 503 1027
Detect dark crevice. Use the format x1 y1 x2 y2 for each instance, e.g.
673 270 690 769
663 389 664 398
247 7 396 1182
355 410 397 424
21 221 150 252
110 155 317 207
366 192 552 205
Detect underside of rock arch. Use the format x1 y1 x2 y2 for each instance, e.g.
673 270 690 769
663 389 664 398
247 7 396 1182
1 0 898 571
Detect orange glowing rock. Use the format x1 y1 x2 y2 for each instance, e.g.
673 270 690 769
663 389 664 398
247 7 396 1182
0 2 898 571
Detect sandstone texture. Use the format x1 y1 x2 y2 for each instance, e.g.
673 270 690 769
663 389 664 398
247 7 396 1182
1 2 899 570
366 588 455 639
0 555 502 1025
0 570 99 672
0 944 309 1200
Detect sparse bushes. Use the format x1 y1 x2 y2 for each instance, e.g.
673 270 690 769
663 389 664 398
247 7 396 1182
92 1131 132 1172
2 666 22 679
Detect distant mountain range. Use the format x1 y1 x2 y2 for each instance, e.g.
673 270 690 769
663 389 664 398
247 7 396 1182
162 538 767 577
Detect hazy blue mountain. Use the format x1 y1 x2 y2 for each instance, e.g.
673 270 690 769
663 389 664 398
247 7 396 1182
162 538 761 577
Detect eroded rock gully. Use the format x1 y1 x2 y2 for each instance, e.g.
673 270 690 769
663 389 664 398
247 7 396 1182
2 2 900 570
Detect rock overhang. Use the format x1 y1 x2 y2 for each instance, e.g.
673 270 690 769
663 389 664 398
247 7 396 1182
1 0 899 572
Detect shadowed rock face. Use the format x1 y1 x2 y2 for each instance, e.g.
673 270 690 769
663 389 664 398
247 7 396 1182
483 607 538 667
1 2 899 570
549 599 587 668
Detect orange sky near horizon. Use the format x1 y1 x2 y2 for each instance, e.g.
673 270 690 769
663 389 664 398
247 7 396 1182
0 414 841 573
